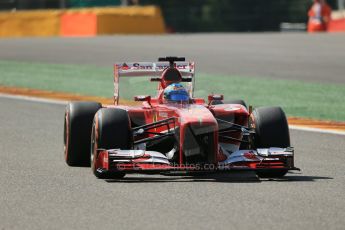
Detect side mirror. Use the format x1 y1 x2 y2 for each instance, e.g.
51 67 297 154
134 95 151 103
208 94 224 104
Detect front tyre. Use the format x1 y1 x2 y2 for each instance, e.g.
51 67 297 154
252 106 290 178
64 101 102 167
91 108 132 179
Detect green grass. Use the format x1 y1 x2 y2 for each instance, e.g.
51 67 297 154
1 60 344 121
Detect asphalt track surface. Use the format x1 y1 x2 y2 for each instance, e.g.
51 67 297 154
1 96 345 230
0 33 345 84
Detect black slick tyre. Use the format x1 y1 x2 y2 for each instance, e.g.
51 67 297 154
91 108 132 179
252 106 290 178
64 101 102 167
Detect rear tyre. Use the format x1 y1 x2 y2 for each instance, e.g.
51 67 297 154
211 99 247 109
91 108 132 179
252 106 290 178
64 101 102 167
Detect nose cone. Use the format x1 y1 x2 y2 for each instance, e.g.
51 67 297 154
177 105 218 164
177 105 217 126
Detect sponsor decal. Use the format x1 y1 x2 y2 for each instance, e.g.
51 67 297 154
175 64 188 69
120 63 153 70
157 63 188 70
121 63 129 70
118 62 192 72
132 63 153 70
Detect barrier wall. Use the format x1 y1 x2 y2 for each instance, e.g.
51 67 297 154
0 6 165 38
328 18 345 32
60 6 165 36
328 10 345 32
60 12 97 36
0 10 61 37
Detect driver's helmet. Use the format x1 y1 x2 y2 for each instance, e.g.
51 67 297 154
163 83 189 103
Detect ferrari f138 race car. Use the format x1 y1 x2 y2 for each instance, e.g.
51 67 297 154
64 57 299 179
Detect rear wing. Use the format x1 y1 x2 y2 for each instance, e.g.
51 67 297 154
113 62 195 105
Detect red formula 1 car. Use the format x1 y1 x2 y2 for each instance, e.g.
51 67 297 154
64 57 299 179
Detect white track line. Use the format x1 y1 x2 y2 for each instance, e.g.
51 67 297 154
0 93 67 105
1 93 345 136
289 125 345 136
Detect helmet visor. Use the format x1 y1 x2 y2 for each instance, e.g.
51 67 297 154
169 91 189 102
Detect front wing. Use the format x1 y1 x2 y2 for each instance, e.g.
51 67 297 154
93 147 300 175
